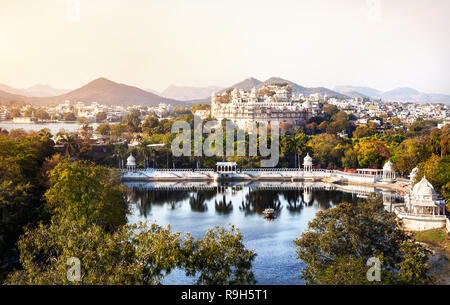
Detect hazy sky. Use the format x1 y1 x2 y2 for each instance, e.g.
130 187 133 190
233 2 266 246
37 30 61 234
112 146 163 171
1 0 450 94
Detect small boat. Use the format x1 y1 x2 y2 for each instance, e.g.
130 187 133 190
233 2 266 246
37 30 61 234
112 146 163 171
263 208 276 219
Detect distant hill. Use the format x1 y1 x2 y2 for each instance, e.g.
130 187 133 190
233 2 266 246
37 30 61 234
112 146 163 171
53 77 185 106
335 85 450 104
334 85 382 99
0 89 30 104
222 77 263 92
0 83 70 97
24 84 71 97
220 77 347 98
162 85 223 101
145 88 161 96
262 77 348 98
0 78 187 106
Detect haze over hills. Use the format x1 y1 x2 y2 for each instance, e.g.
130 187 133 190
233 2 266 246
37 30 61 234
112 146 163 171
0 83 70 97
219 77 348 99
161 85 224 101
0 78 186 106
334 85 450 104
334 86 382 99
225 77 263 91
55 77 184 106
1 77 449 106
262 77 348 98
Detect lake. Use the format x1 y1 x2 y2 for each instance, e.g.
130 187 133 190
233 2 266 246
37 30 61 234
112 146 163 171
0 122 112 137
125 182 400 285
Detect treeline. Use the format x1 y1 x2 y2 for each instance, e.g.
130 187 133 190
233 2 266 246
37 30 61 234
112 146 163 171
0 126 442 285
0 130 256 284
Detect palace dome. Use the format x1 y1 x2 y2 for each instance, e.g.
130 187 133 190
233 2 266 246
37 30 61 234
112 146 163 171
304 153 312 164
412 176 437 197
383 160 393 171
126 153 136 166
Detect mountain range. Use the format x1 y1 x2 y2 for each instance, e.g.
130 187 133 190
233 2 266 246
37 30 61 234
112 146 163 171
0 83 70 97
0 78 184 106
0 77 449 106
334 85 450 104
160 85 223 101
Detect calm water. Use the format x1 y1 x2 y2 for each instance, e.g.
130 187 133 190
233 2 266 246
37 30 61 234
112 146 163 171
125 182 390 285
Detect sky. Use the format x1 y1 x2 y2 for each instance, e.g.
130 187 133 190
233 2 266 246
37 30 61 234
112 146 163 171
1 0 450 94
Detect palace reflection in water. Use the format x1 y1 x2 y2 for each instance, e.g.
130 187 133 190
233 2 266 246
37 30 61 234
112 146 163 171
125 182 402 285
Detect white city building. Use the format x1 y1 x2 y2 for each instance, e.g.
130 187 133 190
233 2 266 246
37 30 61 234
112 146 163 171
211 84 318 131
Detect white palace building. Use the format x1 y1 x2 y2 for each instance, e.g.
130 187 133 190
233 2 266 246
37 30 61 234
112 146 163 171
211 84 320 131
394 169 448 231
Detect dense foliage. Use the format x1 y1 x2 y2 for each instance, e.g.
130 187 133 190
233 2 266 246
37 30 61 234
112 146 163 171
294 195 433 285
0 134 256 284
1 102 449 285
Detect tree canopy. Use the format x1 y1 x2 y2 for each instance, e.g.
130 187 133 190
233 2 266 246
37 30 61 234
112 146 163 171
294 195 433 285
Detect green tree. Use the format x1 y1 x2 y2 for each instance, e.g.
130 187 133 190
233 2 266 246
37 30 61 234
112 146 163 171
308 134 344 168
45 160 128 231
63 112 77 121
35 109 50 120
110 123 128 142
191 104 211 112
6 220 186 285
142 116 160 134
353 125 373 138
122 110 141 133
294 195 432 285
183 225 256 285
0 132 55 281
95 123 111 137
285 133 309 168
356 141 389 168
322 104 339 121
95 112 107 122
392 137 429 175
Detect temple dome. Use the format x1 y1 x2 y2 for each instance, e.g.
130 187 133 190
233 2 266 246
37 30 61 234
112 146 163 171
126 153 136 166
383 160 393 171
412 176 436 197
304 153 312 163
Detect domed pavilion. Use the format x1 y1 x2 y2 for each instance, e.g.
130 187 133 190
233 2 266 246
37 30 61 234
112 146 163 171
303 153 312 172
405 176 446 216
126 153 136 171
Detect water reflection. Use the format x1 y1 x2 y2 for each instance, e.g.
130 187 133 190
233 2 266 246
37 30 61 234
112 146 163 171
215 193 233 215
124 182 403 285
241 190 282 216
128 188 190 217
282 190 304 214
127 183 378 219
189 190 216 212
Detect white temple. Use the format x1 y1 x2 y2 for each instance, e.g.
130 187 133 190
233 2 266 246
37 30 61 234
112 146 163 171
382 160 396 182
126 153 136 171
303 154 312 172
406 176 446 216
395 175 448 231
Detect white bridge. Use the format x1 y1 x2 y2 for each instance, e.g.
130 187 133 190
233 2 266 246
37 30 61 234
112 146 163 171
121 167 391 185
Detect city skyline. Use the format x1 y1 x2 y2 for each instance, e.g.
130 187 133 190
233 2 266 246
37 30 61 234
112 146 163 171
1 0 450 94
